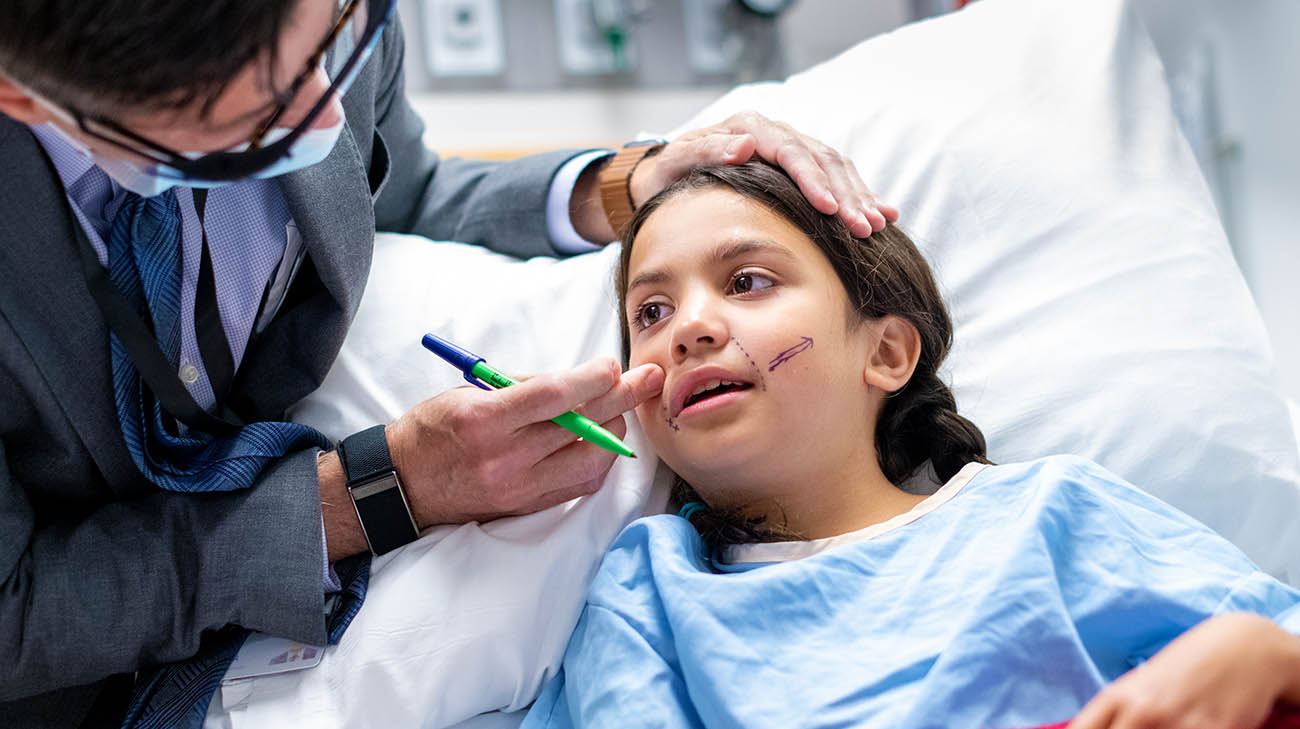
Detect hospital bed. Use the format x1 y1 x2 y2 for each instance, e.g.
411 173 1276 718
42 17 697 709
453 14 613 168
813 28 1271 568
204 0 1300 726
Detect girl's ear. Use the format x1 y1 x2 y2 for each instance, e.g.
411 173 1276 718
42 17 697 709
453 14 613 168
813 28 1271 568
862 315 921 393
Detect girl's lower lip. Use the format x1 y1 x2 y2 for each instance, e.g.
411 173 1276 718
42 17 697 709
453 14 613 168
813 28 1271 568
678 388 752 419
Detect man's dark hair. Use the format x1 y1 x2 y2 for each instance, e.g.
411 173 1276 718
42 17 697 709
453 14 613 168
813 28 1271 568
0 0 302 117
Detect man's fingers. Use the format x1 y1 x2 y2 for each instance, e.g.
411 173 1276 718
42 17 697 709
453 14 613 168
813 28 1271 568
723 132 758 163
650 111 901 237
840 159 888 235
511 364 660 462
636 133 751 205
717 113 837 214
1068 692 1118 729
527 418 627 500
494 358 620 430
878 200 901 223
520 477 605 516
767 137 838 215
578 363 663 423
723 111 900 231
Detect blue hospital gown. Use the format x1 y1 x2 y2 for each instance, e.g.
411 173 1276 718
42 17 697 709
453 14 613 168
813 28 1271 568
521 455 1300 729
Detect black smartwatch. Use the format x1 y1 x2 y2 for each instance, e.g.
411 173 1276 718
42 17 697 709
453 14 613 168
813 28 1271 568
336 425 419 555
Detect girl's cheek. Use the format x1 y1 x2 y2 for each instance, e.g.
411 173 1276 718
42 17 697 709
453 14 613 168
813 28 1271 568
764 335 816 373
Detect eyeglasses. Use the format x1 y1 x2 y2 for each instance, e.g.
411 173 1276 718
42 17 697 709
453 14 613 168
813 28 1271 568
60 0 397 183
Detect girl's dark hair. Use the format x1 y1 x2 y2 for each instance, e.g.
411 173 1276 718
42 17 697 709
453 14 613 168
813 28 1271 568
0 0 300 116
614 161 990 552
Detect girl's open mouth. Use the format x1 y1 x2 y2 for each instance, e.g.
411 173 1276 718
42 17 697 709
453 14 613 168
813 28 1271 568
679 381 754 417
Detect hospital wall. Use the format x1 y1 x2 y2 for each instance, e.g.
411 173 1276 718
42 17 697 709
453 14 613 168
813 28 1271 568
1134 0 1299 403
400 0 1300 403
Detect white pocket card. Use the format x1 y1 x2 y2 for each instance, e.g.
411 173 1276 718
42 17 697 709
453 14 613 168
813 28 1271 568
221 631 325 683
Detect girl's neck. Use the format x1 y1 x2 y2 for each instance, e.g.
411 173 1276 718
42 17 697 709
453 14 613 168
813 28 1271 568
739 446 930 540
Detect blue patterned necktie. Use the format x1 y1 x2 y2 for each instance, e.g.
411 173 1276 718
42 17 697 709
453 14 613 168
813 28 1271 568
98 188 368 729
105 189 329 491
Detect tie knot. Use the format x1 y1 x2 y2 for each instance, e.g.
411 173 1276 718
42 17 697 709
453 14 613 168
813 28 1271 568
66 166 116 231
112 189 181 245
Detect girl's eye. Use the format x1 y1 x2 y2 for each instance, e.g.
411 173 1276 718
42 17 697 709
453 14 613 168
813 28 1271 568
729 271 775 295
633 301 674 331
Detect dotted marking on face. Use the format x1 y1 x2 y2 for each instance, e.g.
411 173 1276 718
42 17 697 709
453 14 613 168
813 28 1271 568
768 336 814 372
731 337 767 391
661 402 681 433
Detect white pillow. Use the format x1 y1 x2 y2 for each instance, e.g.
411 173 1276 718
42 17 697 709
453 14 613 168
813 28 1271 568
210 239 672 729
207 0 1300 726
665 0 1300 582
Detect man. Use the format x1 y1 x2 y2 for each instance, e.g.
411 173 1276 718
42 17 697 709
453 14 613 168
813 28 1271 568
0 0 896 725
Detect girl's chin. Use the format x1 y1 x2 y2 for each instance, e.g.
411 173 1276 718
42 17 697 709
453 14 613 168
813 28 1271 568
661 449 778 492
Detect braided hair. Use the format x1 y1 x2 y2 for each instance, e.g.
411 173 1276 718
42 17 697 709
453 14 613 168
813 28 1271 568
615 161 989 553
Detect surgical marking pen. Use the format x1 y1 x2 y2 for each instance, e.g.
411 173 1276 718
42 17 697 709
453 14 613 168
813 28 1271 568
421 333 636 459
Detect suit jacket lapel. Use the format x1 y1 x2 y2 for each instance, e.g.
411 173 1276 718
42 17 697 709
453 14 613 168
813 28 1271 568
1 103 377 454
227 117 376 422
0 118 140 493
278 120 375 324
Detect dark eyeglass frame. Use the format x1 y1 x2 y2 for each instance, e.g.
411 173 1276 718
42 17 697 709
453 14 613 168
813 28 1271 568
60 0 396 183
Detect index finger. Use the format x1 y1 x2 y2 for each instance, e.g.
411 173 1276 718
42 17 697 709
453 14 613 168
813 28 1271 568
717 114 838 214
746 132 837 215
493 357 621 430
1068 693 1119 729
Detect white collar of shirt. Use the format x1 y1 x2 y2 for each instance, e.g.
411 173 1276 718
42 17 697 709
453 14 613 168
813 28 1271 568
721 462 991 565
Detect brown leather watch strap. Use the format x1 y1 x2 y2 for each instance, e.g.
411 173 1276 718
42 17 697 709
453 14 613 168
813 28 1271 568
598 141 666 236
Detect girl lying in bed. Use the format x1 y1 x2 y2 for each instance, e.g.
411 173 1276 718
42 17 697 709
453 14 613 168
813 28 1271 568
520 161 1300 729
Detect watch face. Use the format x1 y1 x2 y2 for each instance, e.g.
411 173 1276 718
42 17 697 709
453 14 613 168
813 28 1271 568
351 474 419 555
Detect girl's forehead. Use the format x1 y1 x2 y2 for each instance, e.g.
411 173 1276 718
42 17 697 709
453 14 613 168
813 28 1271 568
627 189 816 276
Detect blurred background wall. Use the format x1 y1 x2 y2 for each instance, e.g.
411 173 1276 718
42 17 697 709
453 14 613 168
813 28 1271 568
398 0 1298 401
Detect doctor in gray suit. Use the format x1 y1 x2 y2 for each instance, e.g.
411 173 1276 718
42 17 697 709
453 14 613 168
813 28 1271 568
0 0 896 725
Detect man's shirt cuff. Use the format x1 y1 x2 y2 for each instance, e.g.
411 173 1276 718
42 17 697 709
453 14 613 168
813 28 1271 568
547 150 615 255
322 517 343 593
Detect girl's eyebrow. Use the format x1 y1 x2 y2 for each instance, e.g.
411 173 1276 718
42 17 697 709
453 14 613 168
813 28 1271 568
626 238 797 297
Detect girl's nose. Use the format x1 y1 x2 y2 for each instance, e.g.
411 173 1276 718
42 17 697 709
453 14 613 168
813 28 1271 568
671 301 729 361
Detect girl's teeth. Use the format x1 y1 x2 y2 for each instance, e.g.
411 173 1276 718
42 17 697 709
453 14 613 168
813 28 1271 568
694 379 721 396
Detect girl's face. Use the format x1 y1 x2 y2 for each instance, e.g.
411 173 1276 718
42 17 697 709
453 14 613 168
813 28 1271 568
625 187 881 510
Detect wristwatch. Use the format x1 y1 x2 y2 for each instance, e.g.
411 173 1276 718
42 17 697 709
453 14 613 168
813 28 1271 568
337 425 419 556
598 138 667 236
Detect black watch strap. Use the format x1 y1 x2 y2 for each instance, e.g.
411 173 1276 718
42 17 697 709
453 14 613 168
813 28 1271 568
337 425 419 555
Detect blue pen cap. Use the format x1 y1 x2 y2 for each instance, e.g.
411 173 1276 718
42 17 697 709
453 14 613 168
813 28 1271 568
421 333 490 390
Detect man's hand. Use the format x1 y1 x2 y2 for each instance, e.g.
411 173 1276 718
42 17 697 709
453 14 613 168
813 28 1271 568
634 111 899 238
1067 613 1300 729
386 357 662 526
319 358 664 560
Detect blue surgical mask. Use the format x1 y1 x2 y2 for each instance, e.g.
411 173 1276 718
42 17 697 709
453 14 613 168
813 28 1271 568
101 118 346 197
29 72 346 197
45 112 346 198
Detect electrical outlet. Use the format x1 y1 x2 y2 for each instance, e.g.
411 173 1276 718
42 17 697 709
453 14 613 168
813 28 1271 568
555 0 630 74
683 0 744 74
423 0 505 77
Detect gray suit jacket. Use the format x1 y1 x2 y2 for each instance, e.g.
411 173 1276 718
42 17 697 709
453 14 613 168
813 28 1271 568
0 12 588 726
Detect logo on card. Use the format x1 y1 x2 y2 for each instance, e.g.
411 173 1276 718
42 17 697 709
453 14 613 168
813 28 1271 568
269 642 319 665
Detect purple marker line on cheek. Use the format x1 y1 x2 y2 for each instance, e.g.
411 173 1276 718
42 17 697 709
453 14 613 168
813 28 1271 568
731 337 767 391
768 336 814 371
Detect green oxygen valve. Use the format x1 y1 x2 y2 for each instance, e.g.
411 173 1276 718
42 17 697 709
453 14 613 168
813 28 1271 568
605 23 628 72
591 0 645 73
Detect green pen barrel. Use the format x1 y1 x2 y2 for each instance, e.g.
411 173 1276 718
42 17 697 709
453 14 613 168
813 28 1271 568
470 361 636 458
